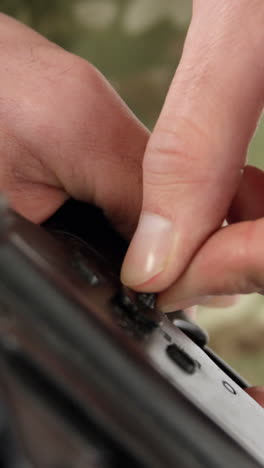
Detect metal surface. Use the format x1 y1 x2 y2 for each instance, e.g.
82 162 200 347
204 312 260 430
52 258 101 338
0 199 261 468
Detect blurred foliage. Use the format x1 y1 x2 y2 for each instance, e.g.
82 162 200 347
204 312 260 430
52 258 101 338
1 0 264 384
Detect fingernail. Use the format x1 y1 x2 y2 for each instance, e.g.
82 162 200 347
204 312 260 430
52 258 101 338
158 296 211 313
121 212 174 287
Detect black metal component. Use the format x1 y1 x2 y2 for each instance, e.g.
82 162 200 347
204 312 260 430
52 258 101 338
113 288 159 338
43 199 128 274
168 311 248 388
168 311 209 348
166 344 196 374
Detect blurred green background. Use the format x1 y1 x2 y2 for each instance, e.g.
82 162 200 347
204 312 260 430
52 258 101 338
1 0 264 384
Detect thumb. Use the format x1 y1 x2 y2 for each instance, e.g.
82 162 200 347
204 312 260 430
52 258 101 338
121 1 264 292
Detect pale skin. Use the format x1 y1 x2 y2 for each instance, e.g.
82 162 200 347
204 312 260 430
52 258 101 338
1 4 264 403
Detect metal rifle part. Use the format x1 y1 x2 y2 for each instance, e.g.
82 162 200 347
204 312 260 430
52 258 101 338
0 198 261 468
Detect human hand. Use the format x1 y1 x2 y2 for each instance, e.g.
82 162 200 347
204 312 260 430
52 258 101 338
121 0 264 312
1 11 263 408
0 13 148 238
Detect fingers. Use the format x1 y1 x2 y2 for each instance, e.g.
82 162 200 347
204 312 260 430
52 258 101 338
157 216 264 311
157 165 264 311
0 14 148 237
36 61 148 238
121 1 264 291
245 387 264 407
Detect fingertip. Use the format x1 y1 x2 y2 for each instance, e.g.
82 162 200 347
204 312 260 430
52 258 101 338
245 387 264 407
121 212 177 291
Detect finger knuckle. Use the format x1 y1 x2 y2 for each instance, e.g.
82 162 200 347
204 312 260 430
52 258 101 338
144 128 211 193
144 116 212 184
63 55 103 92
